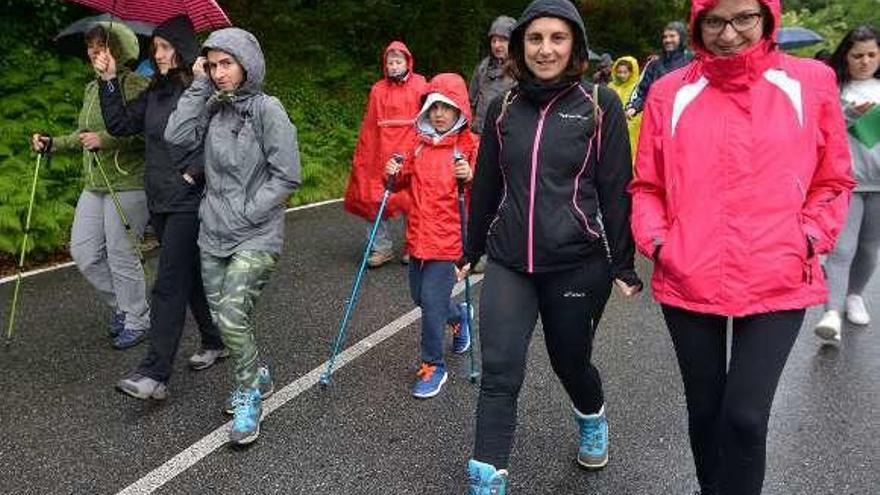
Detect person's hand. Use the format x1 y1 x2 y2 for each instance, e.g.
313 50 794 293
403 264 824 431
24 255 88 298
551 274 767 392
385 157 403 176
192 56 207 78
853 101 876 116
625 108 637 120
456 262 471 281
31 133 51 153
93 50 117 81
454 159 473 181
614 278 642 297
79 132 101 151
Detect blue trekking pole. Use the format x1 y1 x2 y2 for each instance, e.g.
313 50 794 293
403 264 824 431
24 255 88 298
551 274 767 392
319 154 403 388
454 151 480 383
5 150 45 347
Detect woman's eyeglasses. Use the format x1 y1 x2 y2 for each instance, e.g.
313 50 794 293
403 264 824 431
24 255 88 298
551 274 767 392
701 11 763 34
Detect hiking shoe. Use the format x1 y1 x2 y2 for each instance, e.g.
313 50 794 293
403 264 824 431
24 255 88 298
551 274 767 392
846 295 871 325
189 348 230 371
116 372 168 400
401 252 411 265
225 365 274 414
467 459 508 495
367 249 394 268
452 302 472 354
229 387 262 445
108 312 125 338
112 327 146 350
814 310 842 342
412 362 447 399
574 404 609 470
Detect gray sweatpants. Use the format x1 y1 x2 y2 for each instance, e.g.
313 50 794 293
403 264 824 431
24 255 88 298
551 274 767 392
825 192 880 312
70 189 150 330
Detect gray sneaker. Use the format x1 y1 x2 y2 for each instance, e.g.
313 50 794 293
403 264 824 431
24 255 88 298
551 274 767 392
116 373 168 400
224 365 274 414
189 348 230 371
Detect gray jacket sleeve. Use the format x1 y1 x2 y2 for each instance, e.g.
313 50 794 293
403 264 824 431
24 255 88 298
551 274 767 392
164 75 213 151
244 97 301 225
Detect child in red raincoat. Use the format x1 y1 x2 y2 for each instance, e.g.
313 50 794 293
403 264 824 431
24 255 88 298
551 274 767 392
344 41 427 268
384 73 478 399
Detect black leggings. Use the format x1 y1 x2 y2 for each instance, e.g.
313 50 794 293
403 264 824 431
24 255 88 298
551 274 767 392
473 259 611 469
662 305 804 495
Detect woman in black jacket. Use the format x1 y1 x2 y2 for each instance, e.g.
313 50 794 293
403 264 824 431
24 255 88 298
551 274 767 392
93 15 226 400
464 1 641 492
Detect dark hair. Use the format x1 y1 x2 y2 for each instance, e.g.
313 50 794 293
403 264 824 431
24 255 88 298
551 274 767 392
692 3 774 51
148 37 194 90
84 25 108 46
506 16 589 82
830 25 880 86
616 59 634 72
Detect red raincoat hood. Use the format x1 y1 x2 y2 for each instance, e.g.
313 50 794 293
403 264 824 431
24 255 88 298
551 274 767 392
382 41 416 79
420 73 473 124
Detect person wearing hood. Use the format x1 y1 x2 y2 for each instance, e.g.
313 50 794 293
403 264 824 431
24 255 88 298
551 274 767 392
462 0 642 492
344 42 427 268
383 73 478 399
630 1 855 494
469 15 517 135
591 52 613 86
608 56 642 163
625 20 693 118
92 15 227 401
814 25 880 342
164 27 301 446
31 22 150 349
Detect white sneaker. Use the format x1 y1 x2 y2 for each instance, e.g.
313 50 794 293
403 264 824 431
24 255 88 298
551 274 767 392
845 295 871 325
189 348 230 370
814 310 842 342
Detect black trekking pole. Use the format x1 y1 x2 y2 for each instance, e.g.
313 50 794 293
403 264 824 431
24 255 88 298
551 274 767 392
319 154 403 388
454 151 479 383
5 151 45 346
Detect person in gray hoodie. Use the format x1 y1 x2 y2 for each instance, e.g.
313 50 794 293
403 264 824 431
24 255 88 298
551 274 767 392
165 27 301 446
469 15 517 135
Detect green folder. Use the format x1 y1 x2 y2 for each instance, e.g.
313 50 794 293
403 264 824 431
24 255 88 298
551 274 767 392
849 105 880 149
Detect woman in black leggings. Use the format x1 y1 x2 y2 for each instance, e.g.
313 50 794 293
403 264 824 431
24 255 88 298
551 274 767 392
462 1 641 492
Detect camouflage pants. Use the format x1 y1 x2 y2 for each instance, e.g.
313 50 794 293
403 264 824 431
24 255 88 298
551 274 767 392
201 250 278 389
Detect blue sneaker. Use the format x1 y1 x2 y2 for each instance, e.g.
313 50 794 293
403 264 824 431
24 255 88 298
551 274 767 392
108 312 125 338
412 362 447 399
574 404 609 469
112 327 146 350
452 302 472 354
229 387 262 445
467 459 508 495
225 365 274 414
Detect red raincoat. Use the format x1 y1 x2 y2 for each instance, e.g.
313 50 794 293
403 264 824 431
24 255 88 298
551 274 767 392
396 73 478 261
344 41 427 220
630 0 855 316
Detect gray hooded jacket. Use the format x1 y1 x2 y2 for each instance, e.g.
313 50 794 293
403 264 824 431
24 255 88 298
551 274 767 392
165 28 301 256
468 15 517 134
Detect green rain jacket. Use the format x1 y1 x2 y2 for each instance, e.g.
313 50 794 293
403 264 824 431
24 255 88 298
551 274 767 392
52 21 148 192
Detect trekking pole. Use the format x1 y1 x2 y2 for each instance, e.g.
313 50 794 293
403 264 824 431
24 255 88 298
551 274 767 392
90 151 146 265
454 151 479 383
5 152 45 346
319 154 403 388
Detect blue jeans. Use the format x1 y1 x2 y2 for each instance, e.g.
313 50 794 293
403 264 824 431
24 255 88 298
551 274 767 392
408 258 459 366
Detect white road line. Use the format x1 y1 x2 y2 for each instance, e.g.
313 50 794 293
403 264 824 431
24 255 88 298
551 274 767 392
115 274 483 495
0 199 344 286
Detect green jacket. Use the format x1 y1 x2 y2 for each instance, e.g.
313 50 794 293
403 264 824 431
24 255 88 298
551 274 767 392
53 70 149 192
52 22 148 192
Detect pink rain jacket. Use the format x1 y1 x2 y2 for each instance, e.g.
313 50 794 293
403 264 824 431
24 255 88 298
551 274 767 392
630 0 855 316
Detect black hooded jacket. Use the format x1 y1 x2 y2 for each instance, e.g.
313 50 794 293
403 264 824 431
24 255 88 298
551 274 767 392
626 21 693 114
99 15 204 213
466 0 639 285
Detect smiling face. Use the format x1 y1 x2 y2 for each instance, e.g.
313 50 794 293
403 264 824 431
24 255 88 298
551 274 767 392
847 39 880 81
662 29 681 53
523 17 574 83
700 0 766 57
152 36 178 75
428 101 459 134
207 49 244 91
615 63 632 83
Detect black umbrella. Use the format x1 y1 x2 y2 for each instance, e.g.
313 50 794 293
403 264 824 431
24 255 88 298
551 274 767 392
777 26 824 50
55 13 155 60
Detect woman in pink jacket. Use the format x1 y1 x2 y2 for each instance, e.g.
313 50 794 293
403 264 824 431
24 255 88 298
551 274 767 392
630 0 854 494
